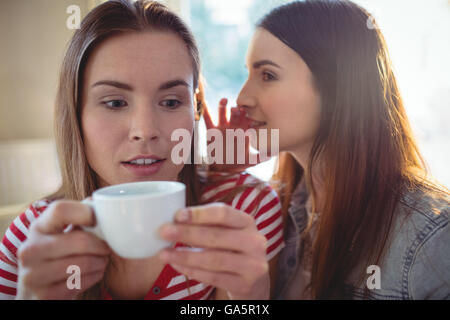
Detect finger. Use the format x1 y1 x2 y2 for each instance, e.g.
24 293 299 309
158 248 266 276
31 269 105 300
229 107 241 127
159 224 267 256
237 106 250 127
218 98 228 125
202 102 215 129
236 108 250 129
21 254 108 287
50 230 111 258
33 200 95 234
19 230 111 263
173 203 256 229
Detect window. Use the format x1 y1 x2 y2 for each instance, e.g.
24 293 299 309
189 0 291 181
187 0 450 186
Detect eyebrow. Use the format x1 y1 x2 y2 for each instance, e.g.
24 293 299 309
252 60 282 70
159 79 191 91
91 79 191 91
92 80 133 90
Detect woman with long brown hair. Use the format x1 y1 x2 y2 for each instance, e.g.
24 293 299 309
0 0 284 300
207 0 450 299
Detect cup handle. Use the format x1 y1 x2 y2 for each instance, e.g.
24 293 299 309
81 198 105 240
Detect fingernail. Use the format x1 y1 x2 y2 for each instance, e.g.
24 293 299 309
175 209 191 223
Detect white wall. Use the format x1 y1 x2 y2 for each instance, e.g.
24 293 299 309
0 0 101 140
0 0 100 206
354 0 450 187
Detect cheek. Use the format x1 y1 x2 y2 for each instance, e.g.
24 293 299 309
161 111 195 161
298 86 321 135
261 88 296 128
266 85 321 149
82 110 123 164
161 109 195 138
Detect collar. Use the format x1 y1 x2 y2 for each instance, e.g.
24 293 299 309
287 177 310 233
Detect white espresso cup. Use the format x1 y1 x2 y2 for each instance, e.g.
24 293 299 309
81 181 186 259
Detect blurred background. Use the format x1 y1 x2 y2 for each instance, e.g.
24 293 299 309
0 0 449 231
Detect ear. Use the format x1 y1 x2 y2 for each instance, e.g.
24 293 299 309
194 88 200 121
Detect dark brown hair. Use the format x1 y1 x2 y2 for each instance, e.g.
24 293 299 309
263 0 449 299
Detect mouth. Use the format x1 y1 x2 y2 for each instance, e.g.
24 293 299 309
122 159 165 166
121 155 166 175
122 155 165 165
247 118 267 129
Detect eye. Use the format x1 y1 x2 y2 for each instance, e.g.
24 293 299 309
262 71 276 82
160 99 182 109
102 99 128 109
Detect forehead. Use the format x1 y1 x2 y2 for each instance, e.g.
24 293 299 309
247 28 300 66
83 31 194 88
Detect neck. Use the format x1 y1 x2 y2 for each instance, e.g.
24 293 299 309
289 145 325 213
106 253 165 299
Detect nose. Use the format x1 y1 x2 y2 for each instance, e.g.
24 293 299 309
236 80 256 111
128 103 160 142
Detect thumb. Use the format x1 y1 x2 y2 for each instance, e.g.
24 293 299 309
33 200 96 234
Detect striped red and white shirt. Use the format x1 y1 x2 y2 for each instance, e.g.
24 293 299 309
0 172 284 300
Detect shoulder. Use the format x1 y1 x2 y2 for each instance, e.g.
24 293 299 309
343 187 449 300
14 199 52 230
385 187 450 299
200 172 280 213
398 186 449 223
1 199 52 263
200 172 284 258
393 186 449 243
0 199 52 299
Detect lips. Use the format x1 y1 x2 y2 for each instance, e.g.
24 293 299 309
121 155 166 176
123 155 165 164
125 158 163 165
247 118 267 128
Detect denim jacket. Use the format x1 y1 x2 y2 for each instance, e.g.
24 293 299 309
274 179 450 300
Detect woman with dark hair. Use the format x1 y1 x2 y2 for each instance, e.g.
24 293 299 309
206 0 450 299
0 0 284 300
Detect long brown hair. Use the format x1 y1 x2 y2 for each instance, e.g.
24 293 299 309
49 0 206 299
263 0 448 299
